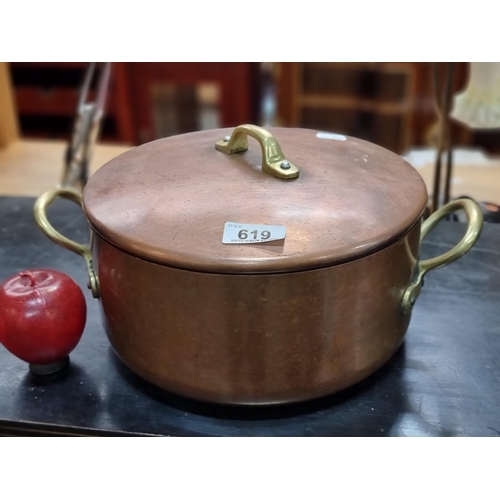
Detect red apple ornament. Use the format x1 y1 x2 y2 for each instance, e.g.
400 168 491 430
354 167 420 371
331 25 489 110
0 269 86 374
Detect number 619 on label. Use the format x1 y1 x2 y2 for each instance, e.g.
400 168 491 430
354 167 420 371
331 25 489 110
222 222 286 244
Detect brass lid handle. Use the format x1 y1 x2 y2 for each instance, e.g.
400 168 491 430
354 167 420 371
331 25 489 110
215 124 299 180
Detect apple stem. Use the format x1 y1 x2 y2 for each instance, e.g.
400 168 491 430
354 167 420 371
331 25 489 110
19 272 36 287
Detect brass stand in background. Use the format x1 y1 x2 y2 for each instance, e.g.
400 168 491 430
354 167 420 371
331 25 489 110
60 62 111 190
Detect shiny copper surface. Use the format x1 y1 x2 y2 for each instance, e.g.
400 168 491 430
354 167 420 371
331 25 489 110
84 127 427 274
94 223 420 405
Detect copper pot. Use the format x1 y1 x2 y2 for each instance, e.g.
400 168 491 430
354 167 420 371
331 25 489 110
34 125 483 405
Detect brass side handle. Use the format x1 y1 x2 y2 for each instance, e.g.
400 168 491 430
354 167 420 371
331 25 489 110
34 188 100 298
215 124 299 180
402 198 483 314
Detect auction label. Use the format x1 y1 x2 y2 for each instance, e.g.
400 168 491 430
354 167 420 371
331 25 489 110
222 222 286 244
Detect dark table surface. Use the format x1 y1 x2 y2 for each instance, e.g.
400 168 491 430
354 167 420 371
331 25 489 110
0 195 499 436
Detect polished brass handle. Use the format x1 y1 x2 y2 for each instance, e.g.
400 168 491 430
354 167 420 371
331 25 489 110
215 124 299 180
402 198 483 314
34 188 100 298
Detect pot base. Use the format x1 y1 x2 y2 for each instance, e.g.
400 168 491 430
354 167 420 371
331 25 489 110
108 334 405 406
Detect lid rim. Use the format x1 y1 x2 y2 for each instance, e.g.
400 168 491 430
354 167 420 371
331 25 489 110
88 214 424 275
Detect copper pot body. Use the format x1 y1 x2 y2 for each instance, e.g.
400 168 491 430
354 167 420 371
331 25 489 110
94 222 420 405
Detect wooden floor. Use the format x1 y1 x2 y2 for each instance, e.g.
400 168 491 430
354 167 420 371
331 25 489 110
2 140 500 204
0 140 131 198
402 148 500 205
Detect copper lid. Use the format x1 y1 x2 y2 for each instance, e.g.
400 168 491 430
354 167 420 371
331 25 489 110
83 126 428 274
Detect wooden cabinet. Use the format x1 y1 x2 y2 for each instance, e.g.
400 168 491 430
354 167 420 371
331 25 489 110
275 62 500 155
127 62 260 144
8 63 260 146
276 62 419 153
9 62 135 144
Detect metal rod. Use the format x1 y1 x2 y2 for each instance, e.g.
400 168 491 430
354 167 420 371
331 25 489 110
431 63 444 213
431 62 456 213
443 63 456 205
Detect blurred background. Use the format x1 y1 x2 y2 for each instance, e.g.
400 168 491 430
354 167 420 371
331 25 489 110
2 62 500 210
4 62 500 151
